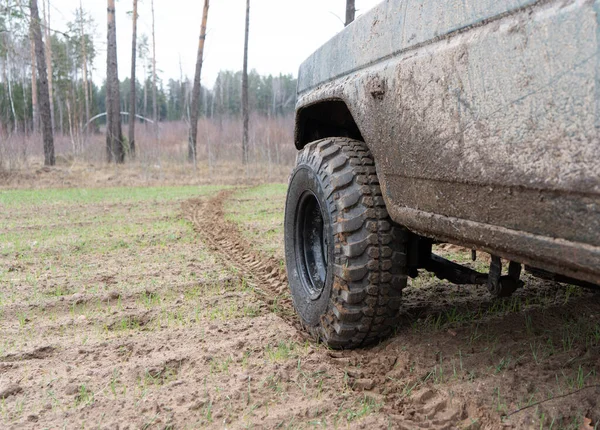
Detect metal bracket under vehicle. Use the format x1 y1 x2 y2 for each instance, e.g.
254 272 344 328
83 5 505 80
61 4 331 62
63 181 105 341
408 236 525 297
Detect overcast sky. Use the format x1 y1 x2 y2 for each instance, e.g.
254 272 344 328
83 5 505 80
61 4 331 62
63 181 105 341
48 0 382 88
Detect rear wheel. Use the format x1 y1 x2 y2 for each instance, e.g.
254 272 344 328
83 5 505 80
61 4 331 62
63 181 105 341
284 138 408 349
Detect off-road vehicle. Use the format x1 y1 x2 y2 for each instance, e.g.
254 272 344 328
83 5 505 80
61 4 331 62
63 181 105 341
284 0 600 349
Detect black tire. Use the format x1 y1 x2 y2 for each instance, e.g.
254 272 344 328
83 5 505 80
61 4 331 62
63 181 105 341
284 137 409 349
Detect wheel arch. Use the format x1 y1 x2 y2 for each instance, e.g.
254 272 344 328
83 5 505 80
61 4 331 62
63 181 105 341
294 99 364 150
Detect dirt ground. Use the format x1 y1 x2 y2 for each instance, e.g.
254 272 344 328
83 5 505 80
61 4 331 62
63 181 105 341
1 167 599 429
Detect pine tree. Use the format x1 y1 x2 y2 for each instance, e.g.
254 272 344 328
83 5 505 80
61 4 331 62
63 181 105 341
29 0 55 165
128 0 138 158
188 0 209 163
106 0 124 163
242 0 250 165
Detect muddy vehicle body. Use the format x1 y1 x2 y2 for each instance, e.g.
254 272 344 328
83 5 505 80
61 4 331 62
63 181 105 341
284 0 600 348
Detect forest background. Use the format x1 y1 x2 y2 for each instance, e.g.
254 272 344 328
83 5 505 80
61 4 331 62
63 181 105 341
0 0 360 168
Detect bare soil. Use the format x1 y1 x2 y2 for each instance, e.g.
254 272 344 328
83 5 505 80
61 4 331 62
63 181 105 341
1 176 599 429
183 190 600 430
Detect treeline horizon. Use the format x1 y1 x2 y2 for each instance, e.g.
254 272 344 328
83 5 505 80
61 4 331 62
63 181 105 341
0 0 310 167
0 67 297 135
0 1 296 138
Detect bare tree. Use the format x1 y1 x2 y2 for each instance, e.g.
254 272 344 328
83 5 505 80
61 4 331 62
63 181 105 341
79 0 90 137
241 0 250 165
138 34 149 119
151 0 158 137
29 33 38 132
129 0 138 157
42 0 54 131
5 0 17 134
345 0 355 26
106 0 124 163
30 0 55 165
188 0 209 163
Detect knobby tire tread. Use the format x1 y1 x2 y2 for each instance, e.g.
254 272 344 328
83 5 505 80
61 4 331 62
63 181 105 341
294 137 408 348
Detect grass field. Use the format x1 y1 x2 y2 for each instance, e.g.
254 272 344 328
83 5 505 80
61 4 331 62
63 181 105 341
0 182 599 429
225 184 287 261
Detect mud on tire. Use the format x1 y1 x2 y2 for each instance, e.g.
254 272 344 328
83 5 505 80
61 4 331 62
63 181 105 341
284 137 409 349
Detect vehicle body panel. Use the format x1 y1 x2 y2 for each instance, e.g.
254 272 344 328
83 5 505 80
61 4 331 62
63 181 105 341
295 0 600 284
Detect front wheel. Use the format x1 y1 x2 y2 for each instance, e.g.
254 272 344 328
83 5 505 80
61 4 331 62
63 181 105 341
284 138 408 349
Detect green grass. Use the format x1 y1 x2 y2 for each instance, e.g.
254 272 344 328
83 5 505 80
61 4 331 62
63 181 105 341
343 395 382 423
74 384 95 407
0 185 226 208
0 184 226 313
265 341 298 361
225 184 287 259
3 181 599 429
1 181 404 428
0 186 227 262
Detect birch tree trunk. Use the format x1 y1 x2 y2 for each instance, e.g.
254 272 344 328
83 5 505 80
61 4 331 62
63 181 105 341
57 91 63 135
5 42 17 134
151 0 158 139
4 2 17 134
143 77 148 120
241 0 250 165
129 0 138 158
79 0 90 138
106 0 124 163
30 0 55 165
43 0 55 132
66 97 75 153
30 32 39 132
21 63 29 134
188 0 209 163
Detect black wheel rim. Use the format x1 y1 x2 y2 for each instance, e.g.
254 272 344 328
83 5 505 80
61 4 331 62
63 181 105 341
296 191 328 300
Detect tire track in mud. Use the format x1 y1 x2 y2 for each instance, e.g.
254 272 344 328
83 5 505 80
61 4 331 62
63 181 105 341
181 189 305 334
182 189 478 429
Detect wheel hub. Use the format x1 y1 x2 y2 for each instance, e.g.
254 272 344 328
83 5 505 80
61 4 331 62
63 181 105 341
296 191 328 300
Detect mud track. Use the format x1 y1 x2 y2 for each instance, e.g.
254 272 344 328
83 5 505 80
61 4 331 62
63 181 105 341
182 190 482 429
182 190 300 330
